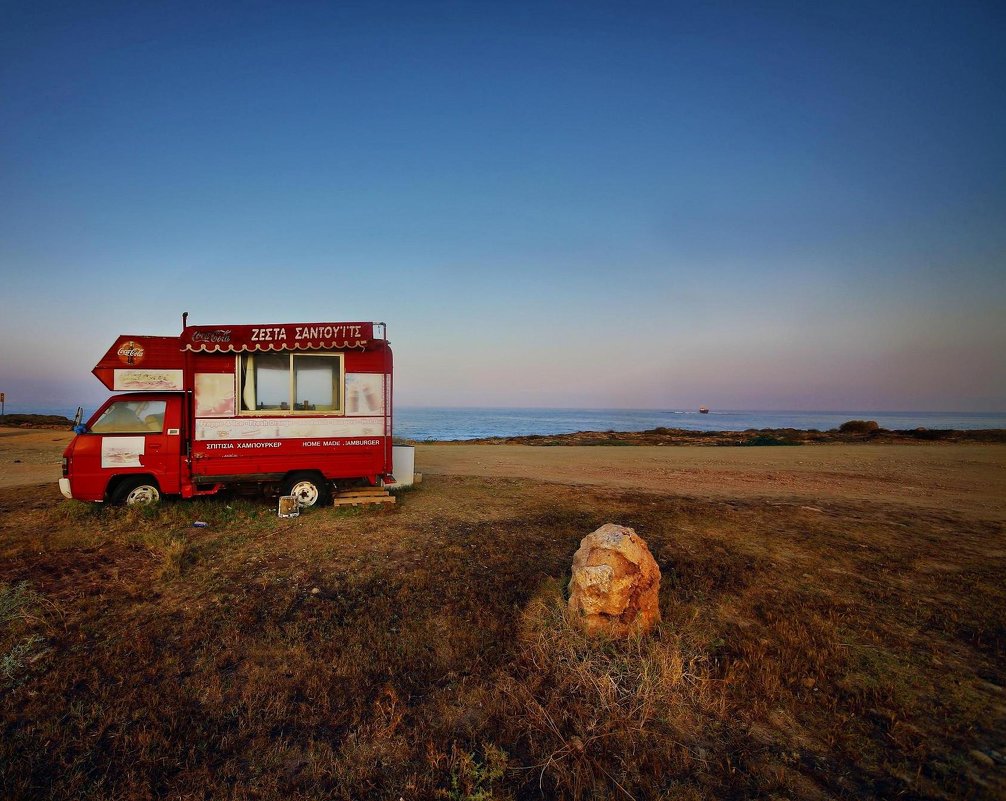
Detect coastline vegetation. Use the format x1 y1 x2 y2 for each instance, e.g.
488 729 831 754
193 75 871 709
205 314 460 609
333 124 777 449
426 424 1006 447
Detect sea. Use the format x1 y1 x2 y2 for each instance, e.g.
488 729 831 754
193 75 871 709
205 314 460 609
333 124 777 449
5 404 1004 442
393 408 1006 441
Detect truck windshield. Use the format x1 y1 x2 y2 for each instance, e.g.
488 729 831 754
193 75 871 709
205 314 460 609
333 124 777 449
91 400 167 434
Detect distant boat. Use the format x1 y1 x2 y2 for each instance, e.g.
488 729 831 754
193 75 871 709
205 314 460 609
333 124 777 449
699 406 709 414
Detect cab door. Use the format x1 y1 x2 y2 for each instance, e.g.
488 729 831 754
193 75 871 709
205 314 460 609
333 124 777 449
138 397 183 493
72 395 182 498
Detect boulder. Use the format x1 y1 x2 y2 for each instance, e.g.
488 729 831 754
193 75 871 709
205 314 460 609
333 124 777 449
568 524 661 637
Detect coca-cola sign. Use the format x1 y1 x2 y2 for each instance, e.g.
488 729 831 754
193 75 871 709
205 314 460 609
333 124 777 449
116 340 145 365
190 329 232 344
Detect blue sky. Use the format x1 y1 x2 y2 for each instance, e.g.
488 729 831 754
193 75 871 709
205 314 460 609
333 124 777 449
1 1 1004 411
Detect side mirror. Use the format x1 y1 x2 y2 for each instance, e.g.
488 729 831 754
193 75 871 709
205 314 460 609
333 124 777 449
73 424 89 434
73 406 84 426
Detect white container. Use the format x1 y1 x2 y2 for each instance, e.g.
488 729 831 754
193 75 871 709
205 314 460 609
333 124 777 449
391 445 415 487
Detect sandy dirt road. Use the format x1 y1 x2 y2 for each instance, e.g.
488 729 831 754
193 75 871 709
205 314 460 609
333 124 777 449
416 443 1006 519
0 428 71 489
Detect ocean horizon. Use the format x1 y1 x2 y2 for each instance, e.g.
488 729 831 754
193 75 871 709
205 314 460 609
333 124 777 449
6 404 1005 441
394 407 1006 440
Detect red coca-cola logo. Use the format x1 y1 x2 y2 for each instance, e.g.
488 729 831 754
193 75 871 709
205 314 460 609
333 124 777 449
191 329 232 343
117 340 145 365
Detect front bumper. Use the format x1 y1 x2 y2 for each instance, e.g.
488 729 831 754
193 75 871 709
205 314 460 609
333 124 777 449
58 478 72 500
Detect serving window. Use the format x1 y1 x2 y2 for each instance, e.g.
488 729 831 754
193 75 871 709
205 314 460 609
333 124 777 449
238 353 344 413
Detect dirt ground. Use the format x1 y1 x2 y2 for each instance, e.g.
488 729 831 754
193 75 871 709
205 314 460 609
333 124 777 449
417 443 1006 519
5 428 1005 520
1 426 1005 799
0 428 72 488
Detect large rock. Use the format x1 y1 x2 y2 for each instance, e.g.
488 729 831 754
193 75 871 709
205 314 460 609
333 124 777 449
568 524 661 637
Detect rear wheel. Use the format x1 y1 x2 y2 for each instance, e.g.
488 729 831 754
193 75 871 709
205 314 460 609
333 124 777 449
112 477 161 506
281 472 331 507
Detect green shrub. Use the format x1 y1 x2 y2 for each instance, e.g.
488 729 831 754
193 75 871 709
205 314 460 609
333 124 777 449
838 420 880 434
906 428 953 441
740 435 800 446
448 744 508 801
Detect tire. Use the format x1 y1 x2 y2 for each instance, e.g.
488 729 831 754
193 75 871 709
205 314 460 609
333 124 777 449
112 477 161 506
281 472 331 508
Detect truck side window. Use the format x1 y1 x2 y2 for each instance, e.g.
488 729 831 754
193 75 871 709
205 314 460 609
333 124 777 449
242 353 287 411
294 355 339 412
239 353 343 414
91 400 167 434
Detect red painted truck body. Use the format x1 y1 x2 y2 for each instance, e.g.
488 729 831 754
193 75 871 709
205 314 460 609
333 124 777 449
59 321 393 505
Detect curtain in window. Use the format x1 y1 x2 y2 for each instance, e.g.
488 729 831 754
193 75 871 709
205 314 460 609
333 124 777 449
241 355 256 410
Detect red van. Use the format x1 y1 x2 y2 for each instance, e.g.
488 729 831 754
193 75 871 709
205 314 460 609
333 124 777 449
60 320 393 506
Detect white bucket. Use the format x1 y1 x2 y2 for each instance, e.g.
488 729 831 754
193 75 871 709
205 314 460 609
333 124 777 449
391 445 415 487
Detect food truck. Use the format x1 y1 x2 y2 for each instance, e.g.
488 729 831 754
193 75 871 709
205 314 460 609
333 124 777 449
59 319 394 506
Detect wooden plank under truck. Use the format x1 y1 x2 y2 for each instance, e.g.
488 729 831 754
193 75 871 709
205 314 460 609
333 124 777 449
59 319 394 506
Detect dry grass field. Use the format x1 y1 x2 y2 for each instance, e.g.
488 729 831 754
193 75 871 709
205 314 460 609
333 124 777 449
1 430 1004 799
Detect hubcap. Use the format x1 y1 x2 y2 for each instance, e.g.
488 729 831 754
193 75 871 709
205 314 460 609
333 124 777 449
126 485 160 505
290 480 319 506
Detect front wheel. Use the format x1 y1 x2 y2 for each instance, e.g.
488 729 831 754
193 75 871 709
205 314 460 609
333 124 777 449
280 472 331 507
112 477 162 506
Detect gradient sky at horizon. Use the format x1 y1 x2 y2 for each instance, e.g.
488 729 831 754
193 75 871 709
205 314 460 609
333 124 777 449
1 0 1004 411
